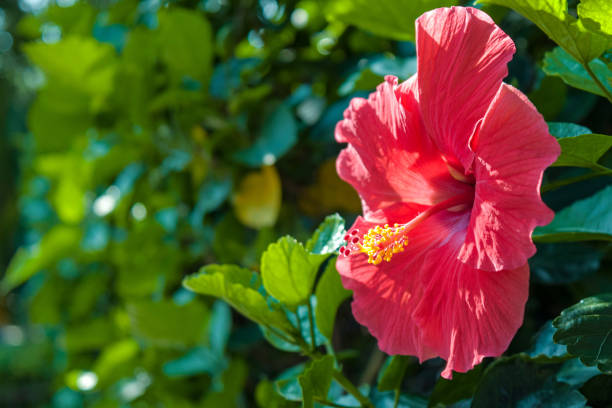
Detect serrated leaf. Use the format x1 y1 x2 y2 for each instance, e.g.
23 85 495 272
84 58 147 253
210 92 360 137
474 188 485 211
324 0 459 42
553 294 612 372
552 133 612 169
298 355 334 408
578 0 612 37
477 0 609 63
183 264 295 333
533 185 612 242
233 165 281 229
234 103 298 167
2 225 81 293
306 214 346 255
472 356 587 408
377 355 411 392
315 259 351 340
261 236 328 308
543 47 612 97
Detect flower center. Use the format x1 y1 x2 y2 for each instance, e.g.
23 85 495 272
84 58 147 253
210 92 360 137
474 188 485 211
340 192 473 265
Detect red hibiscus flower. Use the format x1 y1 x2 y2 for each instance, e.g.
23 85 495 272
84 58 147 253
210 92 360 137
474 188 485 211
335 6 560 379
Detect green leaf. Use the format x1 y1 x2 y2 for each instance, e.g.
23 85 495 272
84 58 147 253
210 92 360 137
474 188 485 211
429 365 484 407
552 133 612 169
556 358 601 387
533 185 612 242
158 8 213 86
24 37 118 110
306 214 346 255
2 225 81 292
261 236 328 308
209 300 231 354
553 294 612 372
298 355 334 408
324 0 459 42
578 0 612 37
528 321 569 361
201 359 248 408
65 317 115 352
183 264 296 333
315 259 351 340
530 243 603 284
126 299 209 347
162 346 227 377
472 356 587 408
548 122 592 139
543 47 612 97
377 356 411 392
92 339 139 387
477 0 609 63
233 103 298 167
275 364 307 401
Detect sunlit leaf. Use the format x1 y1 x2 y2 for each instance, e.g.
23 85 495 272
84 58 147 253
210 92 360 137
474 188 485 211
578 0 612 37
552 133 612 169
306 214 346 255
543 47 612 97
477 0 609 63
233 165 282 229
298 355 334 408
261 236 327 308
2 226 81 292
533 185 612 242
325 0 458 42
183 264 296 333
553 294 612 372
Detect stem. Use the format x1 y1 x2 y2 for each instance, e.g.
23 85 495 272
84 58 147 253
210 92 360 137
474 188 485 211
307 300 317 350
332 370 374 408
583 61 612 103
393 389 401 408
541 169 612 193
313 397 360 408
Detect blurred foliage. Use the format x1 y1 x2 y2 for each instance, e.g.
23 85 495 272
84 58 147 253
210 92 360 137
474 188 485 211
0 0 610 407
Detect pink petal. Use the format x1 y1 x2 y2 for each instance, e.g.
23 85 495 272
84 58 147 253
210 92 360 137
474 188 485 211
414 234 529 379
336 75 472 217
337 209 471 361
415 6 515 172
458 84 560 272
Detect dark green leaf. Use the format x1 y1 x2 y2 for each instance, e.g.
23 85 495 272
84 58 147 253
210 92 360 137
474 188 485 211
553 294 612 372
306 214 346 255
298 355 334 408
234 104 298 167
162 347 227 377
528 321 569 361
314 259 351 340
261 236 327 308
429 365 483 407
530 243 603 284
543 47 612 97
184 264 296 333
556 358 601 386
472 356 587 408
377 355 411 392
533 185 612 242
552 133 612 169
325 0 459 42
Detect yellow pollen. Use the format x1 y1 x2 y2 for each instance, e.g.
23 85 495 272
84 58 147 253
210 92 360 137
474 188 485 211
360 223 409 265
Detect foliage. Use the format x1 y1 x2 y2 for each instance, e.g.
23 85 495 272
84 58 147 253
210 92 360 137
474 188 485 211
0 0 610 407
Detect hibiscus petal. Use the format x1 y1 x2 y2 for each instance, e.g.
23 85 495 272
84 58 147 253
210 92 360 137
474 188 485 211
414 235 529 379
459 84 560 272
337 210 471 361
336 75 471 217
415 6 515 172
